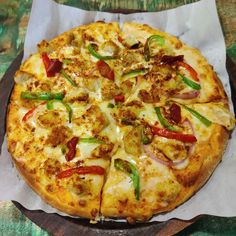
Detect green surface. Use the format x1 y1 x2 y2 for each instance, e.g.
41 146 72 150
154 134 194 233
177 216 236 236
0 202 49 236
0 0 236 235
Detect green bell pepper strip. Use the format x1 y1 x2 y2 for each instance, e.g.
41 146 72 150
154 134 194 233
155 107 178 131
61 70 77 87
21 92 64 101
79 137 105 144
144 35 165 61
182 105 212 127
46 100 73 123
140 125 151 145
87 44 115 60
107 103 115 108
62 59 73 64
114 158 140 200
177 73 201 90
63 102 73 123
61 145 67 154
123 69 148 79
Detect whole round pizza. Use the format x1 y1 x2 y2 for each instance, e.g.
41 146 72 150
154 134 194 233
7 22 235 223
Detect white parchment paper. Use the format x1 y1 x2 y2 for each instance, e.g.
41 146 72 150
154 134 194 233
1 0 236 221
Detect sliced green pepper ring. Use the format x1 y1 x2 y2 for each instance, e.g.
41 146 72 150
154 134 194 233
144 35 165 61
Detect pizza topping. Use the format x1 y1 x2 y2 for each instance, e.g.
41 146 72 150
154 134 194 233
46 126 71 147
14 70 33 85
114 158 140 200
138 85 161 103
60 70 77 87
173 90 200 99
123 69 148 79
21 91 65 101
181 104 212 127
123 126 142 156
37 110 66 128
65 137 79 161
46 100 73 123
91 143 114 158
152 127 197 143
62 59 73 64
177 73 201 90
144 35 165 61
101 80 121 100
143 144 188 168
169 103 181 124
96 60 114 81
119 108 137 126
187 103 235 130
100 41 120 57
107 103 115 108
74 105 109 134
41 52 62 77
22 101 46 122
79 137 105 144
177 61 199 82
88 44 115 60
140 125 153 145
57 165 105 179
114 95 125 103
161 55 184 64
155 107 179 131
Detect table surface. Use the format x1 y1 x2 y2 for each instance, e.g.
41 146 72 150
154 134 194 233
0 0 236 235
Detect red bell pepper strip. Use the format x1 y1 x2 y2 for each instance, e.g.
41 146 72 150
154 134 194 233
114 95 125 103
152 126 197 143
42 53 62 77
65 137 78 161
118 36 123 43
22 101 46 122
169 103 181 124
96 60 114 81
177 61 199 82
161 55 184 64
57 166 105 179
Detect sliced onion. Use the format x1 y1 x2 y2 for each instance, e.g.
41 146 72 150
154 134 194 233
143 144 188 167
173 90 200 99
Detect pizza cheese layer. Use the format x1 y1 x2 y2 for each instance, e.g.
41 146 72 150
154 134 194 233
7 22 235 222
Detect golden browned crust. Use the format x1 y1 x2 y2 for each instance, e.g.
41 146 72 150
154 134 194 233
14 160 100 219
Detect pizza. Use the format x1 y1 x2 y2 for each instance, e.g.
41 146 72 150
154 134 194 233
6 22 235 223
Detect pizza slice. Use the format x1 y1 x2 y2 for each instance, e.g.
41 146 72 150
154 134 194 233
119 22 227 104
101 101 234 222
